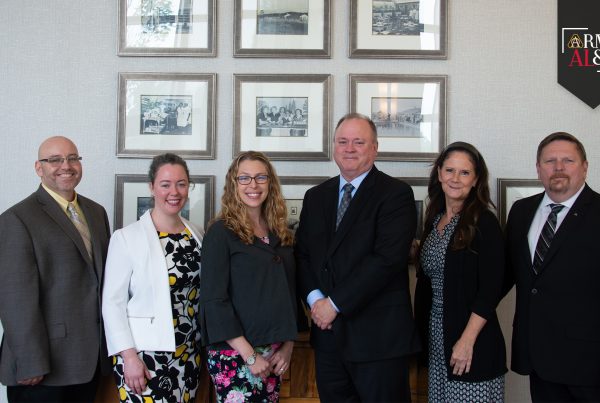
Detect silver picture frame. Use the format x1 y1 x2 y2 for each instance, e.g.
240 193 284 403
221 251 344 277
114 174 215 230
397 177 429 240
234 0 331 58
497 178 543 227
234 74 332 160
279 176 328 233
350 74 447 162
118 0 216 57
350 0 447 59
117 72 216 159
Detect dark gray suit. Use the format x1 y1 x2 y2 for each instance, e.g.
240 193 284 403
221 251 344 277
0 185 110 386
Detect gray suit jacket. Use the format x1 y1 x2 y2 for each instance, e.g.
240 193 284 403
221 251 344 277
0 185 111 386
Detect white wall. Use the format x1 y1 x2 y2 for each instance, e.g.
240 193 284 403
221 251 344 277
0 1 598 402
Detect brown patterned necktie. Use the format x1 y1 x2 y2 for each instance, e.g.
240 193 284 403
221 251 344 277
336 183 354 230
532 203 564 274
67 202 93 258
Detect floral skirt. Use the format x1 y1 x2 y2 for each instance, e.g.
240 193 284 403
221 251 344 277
207 343 282 403
112 349 201 403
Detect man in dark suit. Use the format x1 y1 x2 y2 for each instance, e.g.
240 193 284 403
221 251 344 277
0 136 111 402
295 113 420 402
506 132 600 402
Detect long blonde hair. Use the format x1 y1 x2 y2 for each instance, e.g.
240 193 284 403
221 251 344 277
215 151 293 246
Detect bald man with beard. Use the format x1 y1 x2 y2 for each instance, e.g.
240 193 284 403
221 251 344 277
0 136 111 403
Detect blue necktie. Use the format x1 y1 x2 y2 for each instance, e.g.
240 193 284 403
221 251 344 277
532 203 564 274
336 183 354 230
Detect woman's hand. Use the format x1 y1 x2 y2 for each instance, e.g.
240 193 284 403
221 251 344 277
226 336 271 379
449 312 487 376
449 337 474 376
268 341 294 376
248 354 271 378
121 348 152 395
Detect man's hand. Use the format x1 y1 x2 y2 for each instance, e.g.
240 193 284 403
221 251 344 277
17 376 44 386
311 298 337 330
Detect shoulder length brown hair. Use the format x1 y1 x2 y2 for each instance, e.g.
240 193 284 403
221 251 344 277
215 151 293 246
420 141 494 251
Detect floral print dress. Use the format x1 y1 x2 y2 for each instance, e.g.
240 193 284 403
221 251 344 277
207 343 283 403
113 229 202 403
421 214 504 403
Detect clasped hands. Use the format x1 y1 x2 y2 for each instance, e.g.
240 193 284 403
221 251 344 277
311 298 337 330
248 341 293 379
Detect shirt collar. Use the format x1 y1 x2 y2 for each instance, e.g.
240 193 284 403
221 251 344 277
339 169 371 193
540 183 585 210
42 183 79 212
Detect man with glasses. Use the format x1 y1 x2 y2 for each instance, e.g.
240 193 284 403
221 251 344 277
0 136 111 402
295 114 419 402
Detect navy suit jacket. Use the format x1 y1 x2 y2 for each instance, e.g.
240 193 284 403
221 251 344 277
505 184 600 386
295 166 420 361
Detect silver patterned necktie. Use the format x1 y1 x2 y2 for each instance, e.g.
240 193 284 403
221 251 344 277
532 203 564 274
67 202 93 258
336 183 354 230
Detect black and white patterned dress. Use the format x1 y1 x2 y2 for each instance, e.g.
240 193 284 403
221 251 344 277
113 229 202 403
421 213 504 403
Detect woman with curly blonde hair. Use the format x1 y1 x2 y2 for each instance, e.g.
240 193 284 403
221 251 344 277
200 151 297 402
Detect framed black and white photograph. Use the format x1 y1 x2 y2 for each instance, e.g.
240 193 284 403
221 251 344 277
280 176 328 233
114 174 215 230
234 74 331 160
256 97 309 137
350 74 447 161
497 178 543 227
118 0 216 56
234 0 330 58
350 0 447 59
398 177 429 239
117 72 216 159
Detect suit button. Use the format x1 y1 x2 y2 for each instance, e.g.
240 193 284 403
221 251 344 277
273 255 281 263
531 288 538 294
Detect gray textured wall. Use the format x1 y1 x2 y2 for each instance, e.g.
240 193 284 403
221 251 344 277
1 1 598 402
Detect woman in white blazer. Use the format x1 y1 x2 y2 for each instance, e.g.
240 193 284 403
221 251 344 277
102 153 203 402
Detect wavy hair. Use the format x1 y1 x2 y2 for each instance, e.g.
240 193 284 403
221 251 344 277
215 151 293 246
420 141 494 251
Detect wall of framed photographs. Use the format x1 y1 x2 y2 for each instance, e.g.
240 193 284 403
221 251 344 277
1 1 600 402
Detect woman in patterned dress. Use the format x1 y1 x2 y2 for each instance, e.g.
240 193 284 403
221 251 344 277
200 151 297 402
414 142 507 402
102 153 203 403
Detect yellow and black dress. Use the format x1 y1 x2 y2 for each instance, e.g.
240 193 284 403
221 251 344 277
113 229 202 403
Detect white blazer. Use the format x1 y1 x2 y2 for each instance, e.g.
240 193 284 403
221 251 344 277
102 210 203 356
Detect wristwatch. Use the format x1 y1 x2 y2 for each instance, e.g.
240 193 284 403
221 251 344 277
245 351 257 366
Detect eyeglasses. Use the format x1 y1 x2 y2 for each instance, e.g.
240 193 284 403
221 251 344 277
39 156 82 166
236 175 269 185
